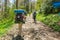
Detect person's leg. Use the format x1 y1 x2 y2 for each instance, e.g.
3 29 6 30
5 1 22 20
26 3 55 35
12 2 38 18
12 23 24 40
34 16 36 23
34 18 36 23
18 23 22 36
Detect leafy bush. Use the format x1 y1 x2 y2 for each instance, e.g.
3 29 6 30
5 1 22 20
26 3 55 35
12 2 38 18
0 8 14 36
0 18 14 36
36 13 60 32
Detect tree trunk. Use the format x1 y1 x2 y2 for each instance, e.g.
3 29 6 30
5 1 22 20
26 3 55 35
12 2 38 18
4 0 7 18
16 0 18 9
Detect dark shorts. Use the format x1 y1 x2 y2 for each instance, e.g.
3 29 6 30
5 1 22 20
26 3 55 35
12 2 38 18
15 19 25 24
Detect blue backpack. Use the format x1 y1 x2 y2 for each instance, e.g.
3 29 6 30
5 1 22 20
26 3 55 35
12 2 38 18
14 9 26 23
53 2 60 8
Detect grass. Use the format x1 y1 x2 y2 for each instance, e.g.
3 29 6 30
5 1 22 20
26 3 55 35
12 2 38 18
36 13 60 32
0 8 15 36
0 16 14 36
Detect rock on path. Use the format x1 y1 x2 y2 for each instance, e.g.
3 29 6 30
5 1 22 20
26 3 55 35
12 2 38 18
0 14 60 40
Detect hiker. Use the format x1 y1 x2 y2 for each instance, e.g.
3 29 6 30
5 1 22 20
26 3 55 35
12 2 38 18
33 11 37 23
14 9 27 36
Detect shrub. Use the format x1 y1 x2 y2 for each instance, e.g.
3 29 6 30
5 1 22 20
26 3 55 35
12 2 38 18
36 13 60 32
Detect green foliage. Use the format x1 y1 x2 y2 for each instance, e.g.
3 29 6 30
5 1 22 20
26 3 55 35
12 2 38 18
36 13 60 32
39 0 53 14
0 18 14 36
35 0 43 10
0 7 14 36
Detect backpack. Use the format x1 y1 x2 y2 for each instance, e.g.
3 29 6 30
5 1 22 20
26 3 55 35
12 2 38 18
33 11 36 17
15 13 25 23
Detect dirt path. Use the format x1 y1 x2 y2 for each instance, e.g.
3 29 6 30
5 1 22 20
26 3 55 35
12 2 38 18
0 14 60 40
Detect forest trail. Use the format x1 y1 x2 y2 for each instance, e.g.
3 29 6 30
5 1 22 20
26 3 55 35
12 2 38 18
0 14 60 40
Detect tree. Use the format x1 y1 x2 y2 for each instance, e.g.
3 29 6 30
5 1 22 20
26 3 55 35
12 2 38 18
24 0 29 13
4 0 8 18
39 0 53 14
4 0 11 18
16 0 18 9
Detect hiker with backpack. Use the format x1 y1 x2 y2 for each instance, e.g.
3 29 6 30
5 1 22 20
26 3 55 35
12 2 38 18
33 11 37 23
14 9 27 37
